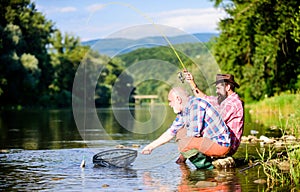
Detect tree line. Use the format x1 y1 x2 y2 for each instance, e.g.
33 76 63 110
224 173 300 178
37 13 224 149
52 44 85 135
211 0 300 101
0 0 299 108
0 0 134 108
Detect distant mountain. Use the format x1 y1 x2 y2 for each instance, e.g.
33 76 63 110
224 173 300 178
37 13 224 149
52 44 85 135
81 33 218 57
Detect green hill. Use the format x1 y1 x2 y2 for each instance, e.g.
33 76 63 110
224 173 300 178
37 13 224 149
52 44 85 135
82 33 218 56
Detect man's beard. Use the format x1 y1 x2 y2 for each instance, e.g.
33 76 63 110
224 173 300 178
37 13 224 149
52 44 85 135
172 107 180 114
217 93 227 104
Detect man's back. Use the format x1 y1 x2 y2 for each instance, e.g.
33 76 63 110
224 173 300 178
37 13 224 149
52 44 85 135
204 93 244 155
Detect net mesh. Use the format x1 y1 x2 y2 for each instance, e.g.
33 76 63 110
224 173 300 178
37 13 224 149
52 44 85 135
93 149 138 168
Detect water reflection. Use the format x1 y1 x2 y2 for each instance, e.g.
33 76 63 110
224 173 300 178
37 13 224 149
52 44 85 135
97 105 176 141
0 106 269 150
0 109 84 150
0 106 274 191
142 164 243 191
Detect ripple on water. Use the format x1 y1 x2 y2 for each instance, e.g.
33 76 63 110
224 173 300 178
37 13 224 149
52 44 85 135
0 146 274 191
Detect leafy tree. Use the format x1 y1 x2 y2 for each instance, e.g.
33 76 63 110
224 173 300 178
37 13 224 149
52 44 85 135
48 31 91 107
100 58 135 106
0 0 135 108
71 47 134 107
0 0 54 106
291 6 300 52
211 0 300 101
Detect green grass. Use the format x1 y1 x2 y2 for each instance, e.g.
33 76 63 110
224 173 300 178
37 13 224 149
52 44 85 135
246 93 300 136
246 93 300 187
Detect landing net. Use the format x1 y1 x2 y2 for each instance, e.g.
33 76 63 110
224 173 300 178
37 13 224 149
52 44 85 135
93 149 137 168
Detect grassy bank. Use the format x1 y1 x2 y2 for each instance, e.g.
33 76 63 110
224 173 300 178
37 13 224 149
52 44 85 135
246 93 300 137
245 93 300 187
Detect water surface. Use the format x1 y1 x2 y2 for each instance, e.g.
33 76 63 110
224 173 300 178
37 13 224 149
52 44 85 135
0 107 270 191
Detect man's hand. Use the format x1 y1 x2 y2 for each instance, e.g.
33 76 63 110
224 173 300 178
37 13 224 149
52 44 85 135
183 70 205 97
141 145 153 155
183 71 197 89
184 71 194 82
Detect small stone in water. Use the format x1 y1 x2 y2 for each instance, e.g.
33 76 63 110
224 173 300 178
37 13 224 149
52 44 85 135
195 181 217 187
253 179 267 184
51 177 64 181
115 144 126 148
132 144 140 148
0 149 9 153
102 184 110 188
278 161 290 171
259 135 275 144
250 130 259 135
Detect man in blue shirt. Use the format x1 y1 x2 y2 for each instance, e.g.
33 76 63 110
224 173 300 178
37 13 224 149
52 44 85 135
141 87 231 168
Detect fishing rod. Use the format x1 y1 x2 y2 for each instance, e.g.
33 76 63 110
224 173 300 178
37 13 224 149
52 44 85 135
81 2 191 168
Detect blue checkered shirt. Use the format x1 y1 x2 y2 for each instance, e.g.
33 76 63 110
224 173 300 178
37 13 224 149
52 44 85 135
168 96 231 147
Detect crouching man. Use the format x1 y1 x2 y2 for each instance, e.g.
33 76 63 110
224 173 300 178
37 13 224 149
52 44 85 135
141 87 232 169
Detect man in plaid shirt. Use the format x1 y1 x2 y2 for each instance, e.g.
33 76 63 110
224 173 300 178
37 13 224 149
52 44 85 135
141 73 244 169
185 72 244 156
141 86 234 168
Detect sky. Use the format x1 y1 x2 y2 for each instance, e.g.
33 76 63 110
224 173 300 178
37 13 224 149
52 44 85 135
33 0 227 41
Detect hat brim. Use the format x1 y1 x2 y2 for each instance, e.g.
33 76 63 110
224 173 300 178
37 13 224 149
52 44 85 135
212 79 240 88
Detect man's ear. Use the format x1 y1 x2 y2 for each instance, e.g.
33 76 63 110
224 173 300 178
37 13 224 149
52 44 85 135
176 96 182 104
225 84 231 92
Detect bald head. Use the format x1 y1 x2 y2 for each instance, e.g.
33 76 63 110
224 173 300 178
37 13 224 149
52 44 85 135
169 87 189 99
168 87 189 114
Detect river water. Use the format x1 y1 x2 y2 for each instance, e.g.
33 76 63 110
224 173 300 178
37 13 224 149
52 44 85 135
0 106 271 191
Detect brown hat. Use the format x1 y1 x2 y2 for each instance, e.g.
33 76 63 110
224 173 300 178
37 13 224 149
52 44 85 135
213 74 240 88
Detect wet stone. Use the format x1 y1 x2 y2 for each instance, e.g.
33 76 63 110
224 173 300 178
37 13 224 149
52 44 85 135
195 181 218 188
253 179 267 184
278 161 290 171
0 149 9 153
259 135 276 144
102 184 110 188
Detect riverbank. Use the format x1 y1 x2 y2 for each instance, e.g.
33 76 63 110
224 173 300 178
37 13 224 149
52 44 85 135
246 93 300 137
242 93 300 188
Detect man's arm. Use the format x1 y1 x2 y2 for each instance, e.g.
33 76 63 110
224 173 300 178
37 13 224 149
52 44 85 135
141 131 174 155
184 71 206 98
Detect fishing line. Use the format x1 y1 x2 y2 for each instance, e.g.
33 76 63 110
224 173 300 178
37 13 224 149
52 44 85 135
83 2 190 167
86 1 187 70
80 58 87 169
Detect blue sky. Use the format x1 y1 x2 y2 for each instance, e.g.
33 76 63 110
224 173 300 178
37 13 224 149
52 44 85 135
34 0 226 41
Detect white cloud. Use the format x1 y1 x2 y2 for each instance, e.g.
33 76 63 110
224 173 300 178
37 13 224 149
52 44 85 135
35 5 77 15
60 7 77 13
80 7 227 41
34 1 227 41
86 4 106 12
153 8 226 32
106 24 187 40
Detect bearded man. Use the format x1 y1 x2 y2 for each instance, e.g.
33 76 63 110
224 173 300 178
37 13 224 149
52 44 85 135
185 72 244 156
141 73 244 169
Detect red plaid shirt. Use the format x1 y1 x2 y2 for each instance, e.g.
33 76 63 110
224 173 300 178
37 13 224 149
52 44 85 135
204 93 244 155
